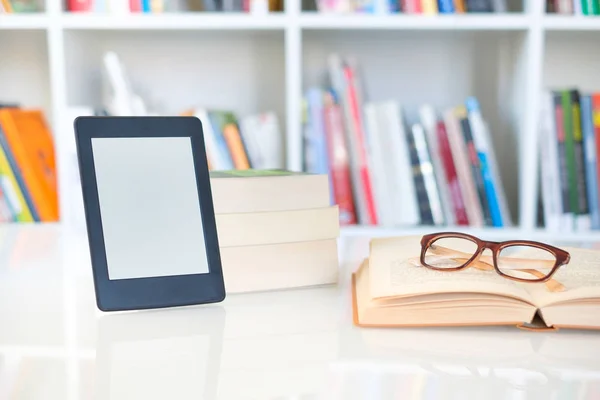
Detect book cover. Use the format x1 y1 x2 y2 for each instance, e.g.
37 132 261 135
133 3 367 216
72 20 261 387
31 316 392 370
553 92 573 229
456 106 493 226
208 111 236 171
581 95 599 229
323 91 357 225
0 138 34 222
437 121 469 225
223 121 251 170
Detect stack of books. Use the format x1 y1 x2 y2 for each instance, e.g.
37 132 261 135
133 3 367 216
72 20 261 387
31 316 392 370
66 0 284 13
210 170 340 293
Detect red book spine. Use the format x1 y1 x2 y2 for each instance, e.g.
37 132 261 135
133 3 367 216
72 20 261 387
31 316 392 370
68 0 93 12
130 0 142 12
402 0 422 13
436 121 469 225
324 93 357 226
343 65 378 225
243 0 250 12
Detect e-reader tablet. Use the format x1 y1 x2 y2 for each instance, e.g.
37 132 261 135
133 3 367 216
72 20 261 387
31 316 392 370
74 116 225 312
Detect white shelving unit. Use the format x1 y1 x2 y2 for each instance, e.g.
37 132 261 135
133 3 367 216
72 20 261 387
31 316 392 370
2 0 600 241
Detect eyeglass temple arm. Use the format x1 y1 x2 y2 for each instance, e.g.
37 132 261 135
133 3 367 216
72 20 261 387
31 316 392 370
429 246 565 292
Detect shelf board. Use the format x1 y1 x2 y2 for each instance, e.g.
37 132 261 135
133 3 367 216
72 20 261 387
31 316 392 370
544 15 600 31
298 14 530 30
60 13 288 30
0 14 48 30
340 225 600 243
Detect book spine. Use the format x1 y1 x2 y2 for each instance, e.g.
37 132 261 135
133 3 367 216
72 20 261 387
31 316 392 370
570 90 591 230
208 112 235 170
574 0 583 14
223 123 251 170
324 92 357 225
438 0 454 12
594 94 600 221
68 0 93 11
421 0 438 13
491 0 506 12
453 0 466 12
419 105 455 226
305 88 330 176
444 109 484 226
581 95 600 229
344 62 378 225
465 0 493 11
465 97 503 227
557 0 573 13
0 122 39 221
406 125 435 225
562 90 580 225
402 0 422 13
413 123 444 225
130 0 142 11
594 0 600 14
364 104 394 226
582 0 594 14
547 0 555 13
554 92 573 228
141 0 151 12
540 91 563 231
456 106 493 226
437 121 469 225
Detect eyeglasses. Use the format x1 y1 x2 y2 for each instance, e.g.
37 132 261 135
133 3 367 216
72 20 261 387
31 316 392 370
418 232 570 292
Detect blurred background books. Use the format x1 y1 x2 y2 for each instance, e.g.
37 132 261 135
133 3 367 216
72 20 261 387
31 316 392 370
1 0 600 242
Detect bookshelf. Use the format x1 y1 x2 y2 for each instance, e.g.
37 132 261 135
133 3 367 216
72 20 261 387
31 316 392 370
2 0 600 241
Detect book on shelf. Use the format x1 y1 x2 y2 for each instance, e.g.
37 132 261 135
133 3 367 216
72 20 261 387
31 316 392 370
352 235 600 330
0 0 39 13
66 0 283 13
303 53 510 229
547 0 600 15
0 106 58 224
539 89 600 232
308 0 508 14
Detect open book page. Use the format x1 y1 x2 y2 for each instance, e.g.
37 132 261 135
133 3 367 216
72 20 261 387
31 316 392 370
524 247 600 308
368 236 533 303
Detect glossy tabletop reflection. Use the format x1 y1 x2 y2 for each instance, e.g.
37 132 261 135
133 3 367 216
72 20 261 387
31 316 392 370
1 225 600 400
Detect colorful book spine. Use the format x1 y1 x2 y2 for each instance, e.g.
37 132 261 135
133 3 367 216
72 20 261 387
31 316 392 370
141 0 151 12
581 95 599 229
466 97 503 227
223 122 250 170
305 89 330 176
324 91 357 225
407 124 434 225
540 91 562 231
557 0 574 13
453 0 466 12
402 0 422 13
68 0 93 11
421 0 438 13
130 0 142 12
456 106 492 226
0 124 38 221
437 121 469 225
208 111 235 171
570 90 591 229
438 0 455 12
594 94 600 216
343 63 378 225
554 92 573 228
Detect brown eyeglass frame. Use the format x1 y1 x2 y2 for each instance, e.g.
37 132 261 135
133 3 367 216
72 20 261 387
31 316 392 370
420 232 571 283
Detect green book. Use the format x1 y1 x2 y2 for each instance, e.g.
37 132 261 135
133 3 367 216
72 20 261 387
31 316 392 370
561 90 579 216
582 0 600 14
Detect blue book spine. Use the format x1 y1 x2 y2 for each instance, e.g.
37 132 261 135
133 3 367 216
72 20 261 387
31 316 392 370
141 0 151 12
466 97 503 227
306 88 334 203
582 95 600 229
438 0 455 13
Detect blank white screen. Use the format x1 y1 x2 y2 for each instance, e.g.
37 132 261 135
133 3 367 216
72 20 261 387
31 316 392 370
92 137 209 280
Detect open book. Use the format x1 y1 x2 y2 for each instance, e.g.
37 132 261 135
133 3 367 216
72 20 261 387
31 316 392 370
353 236 600 330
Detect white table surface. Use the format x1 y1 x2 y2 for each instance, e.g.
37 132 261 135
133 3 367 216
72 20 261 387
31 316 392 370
1 224 600 400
